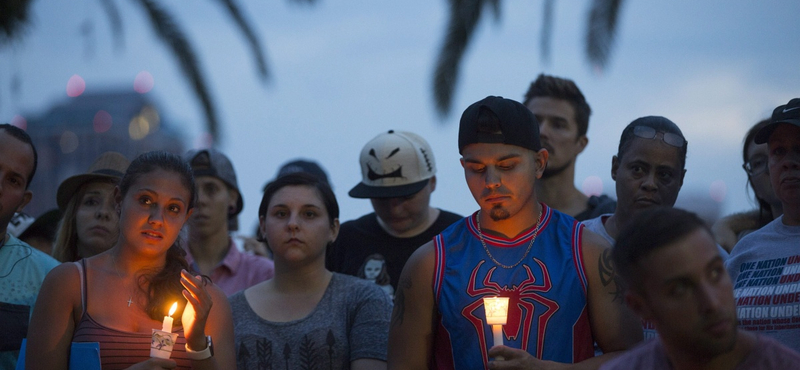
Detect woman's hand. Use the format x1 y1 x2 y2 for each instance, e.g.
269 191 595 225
180 269 213 350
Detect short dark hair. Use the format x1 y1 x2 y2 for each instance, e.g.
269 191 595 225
0 123 38 188
522 74 591 138
613 207 710 292
617 116 688 170
259 172 339 228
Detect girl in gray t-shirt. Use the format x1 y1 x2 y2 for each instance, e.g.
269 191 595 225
230 173 392 370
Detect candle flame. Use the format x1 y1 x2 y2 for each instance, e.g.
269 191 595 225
483 296 510 325
168 302 178 317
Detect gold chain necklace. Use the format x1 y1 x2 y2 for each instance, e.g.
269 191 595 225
476 208 542 269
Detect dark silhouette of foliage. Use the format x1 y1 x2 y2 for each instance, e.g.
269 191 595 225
433 0 626 117
0 0 32 45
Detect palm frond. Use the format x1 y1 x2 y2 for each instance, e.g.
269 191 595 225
487 0 501 21
433 0 491 118
0 0 34 45
98 0 125 51
136 0 220 142
539 0 554 65
585 0 624 70
213 0 269 81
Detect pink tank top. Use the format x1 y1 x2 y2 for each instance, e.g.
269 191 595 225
72 259 193 369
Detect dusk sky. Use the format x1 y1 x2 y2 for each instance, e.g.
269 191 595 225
1 0 798 231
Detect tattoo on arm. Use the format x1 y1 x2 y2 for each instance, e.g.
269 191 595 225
391 278 412 327
598 249 624 303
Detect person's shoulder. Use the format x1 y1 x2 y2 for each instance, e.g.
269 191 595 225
337 213 380 235
238 249 274 268
576 195 616 221
729 217 785 257
6 235 59 270
744 334 800 368
436 209 464 223
599 338 664 370
343 212 378 226
333 272 379 289
331 273 391 301
580 214 605 229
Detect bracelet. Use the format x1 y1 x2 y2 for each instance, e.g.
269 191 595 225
185 335 213 360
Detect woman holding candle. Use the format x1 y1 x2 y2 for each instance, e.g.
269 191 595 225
229 172 391 370
26 151 235 370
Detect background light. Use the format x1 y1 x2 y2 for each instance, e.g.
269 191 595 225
66 74 86 97
134 71 154 93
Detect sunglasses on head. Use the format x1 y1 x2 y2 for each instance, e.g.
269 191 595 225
633 125 685 148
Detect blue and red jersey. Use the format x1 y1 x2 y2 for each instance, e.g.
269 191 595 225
432 204 593 369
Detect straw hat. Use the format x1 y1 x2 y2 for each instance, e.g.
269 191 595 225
56 152 131 210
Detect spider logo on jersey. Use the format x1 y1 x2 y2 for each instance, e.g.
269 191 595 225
461 259 560 363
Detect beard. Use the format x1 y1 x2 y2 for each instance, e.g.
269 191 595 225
489 205 510 221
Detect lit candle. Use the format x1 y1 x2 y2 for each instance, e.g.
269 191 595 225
483 296 510 361
162 302 178 332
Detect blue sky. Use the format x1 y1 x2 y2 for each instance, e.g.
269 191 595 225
1 0 798 231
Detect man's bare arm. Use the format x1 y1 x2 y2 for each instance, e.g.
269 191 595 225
387 241 437 370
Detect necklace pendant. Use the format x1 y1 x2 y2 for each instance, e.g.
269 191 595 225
127 297 133 307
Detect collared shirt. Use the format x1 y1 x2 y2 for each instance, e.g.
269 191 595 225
185 238 274 296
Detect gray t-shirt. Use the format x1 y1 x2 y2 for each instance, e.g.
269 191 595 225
726 215 800 353
230 273 392 370
599 334 800 369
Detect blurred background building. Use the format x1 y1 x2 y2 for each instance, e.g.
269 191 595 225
23 89 185 216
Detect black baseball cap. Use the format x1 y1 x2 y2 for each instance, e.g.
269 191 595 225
755 98 800 144
276 159 330 187
458 96 542 154
185 149 243 215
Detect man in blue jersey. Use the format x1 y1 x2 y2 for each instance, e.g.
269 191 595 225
387 97 642 370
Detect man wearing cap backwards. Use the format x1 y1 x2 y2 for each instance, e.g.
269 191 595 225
725 98 800 353
0 124 59 368
327 130 462 293
185 149 274 296
523 74 616 221
387 97 642 370
602 207 800 370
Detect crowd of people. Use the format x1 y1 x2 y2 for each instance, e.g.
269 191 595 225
1 74 799 370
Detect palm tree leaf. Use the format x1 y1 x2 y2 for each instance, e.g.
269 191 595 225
0 0 34 45
98 0 125 51
585 0 624 70
539 0 554 65
212 0 269 81
433 0 490 118
487 0 501 21
135 0 220 142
